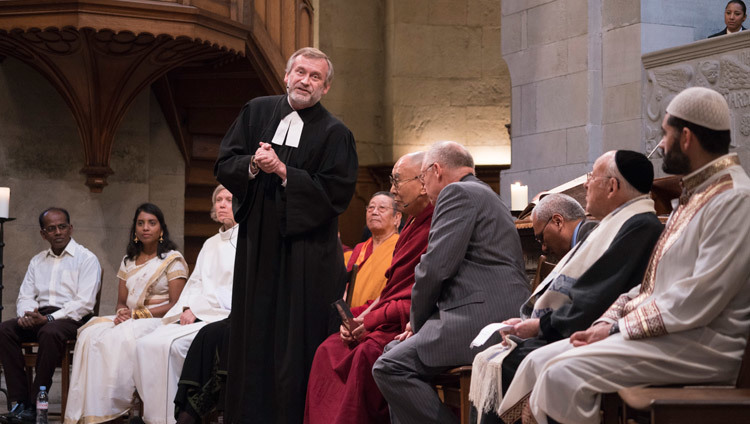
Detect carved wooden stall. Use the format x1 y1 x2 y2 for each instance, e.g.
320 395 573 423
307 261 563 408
0 0 314 267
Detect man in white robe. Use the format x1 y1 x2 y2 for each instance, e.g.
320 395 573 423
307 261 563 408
133 186 237 424
499 87 750 424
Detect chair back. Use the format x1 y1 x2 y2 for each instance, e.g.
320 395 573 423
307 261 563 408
345 264 359 308
736 328 750 388
530 255 556 292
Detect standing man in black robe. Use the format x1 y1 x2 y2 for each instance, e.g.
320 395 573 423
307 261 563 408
214 47 358 424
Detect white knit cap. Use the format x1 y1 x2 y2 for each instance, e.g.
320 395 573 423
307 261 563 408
666 86 731 131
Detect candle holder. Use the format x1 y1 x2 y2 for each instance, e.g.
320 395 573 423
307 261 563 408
0 217 13 409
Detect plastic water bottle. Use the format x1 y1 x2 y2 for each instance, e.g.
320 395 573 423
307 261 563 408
35 386 48 424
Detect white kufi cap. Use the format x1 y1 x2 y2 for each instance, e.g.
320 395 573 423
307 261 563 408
666 86 730 131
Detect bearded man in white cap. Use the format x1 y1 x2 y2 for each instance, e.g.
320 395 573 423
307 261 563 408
496 86 750 424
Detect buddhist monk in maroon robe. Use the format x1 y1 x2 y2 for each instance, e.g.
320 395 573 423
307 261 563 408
305 152 433 424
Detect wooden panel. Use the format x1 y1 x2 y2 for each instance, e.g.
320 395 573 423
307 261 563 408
266 0 281 48
281 0 296 57
186 106 241 134
297 3 312 48
189 0 231 17
191 134 222 160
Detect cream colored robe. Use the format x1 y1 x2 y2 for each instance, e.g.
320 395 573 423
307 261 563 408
500 155 750 424
134 225 237 424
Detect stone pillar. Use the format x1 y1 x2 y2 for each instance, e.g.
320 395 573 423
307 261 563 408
500 0 729 204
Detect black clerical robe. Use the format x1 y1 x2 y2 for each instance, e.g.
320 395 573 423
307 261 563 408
215 95 358 424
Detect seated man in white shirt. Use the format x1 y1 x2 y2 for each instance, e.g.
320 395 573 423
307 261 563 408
0 207 102 424
133 185 237 424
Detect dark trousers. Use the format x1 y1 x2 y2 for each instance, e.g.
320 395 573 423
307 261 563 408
0 306 82 403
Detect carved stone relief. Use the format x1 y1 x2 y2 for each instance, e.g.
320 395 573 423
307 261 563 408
644 47 750 154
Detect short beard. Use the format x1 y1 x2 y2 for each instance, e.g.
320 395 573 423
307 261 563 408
662 135 691 175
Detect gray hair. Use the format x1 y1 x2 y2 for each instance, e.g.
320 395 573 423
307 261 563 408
603 151 644 199
285 47 334 86
210 184 228 222
425 141 474 170
370 191 398 211
532 193 585 223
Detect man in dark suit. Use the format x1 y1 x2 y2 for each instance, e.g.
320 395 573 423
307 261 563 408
372 141 530 424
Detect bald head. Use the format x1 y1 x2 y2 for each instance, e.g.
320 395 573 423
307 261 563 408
391 151 430 217
423 141 474 171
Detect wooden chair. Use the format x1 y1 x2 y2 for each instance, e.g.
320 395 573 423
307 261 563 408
22 284 102 418
432 256 558 424
344 263 359 308
433 365 473 424
601 327 750 424
530 254 556 292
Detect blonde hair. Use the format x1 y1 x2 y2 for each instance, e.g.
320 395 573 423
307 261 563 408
210 185 227 222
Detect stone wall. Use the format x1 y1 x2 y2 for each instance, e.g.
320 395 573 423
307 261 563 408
0 58 184 317
319 0 512 169
500 0 733 205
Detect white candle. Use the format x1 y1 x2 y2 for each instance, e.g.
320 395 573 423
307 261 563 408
510 182 528 211
0 187 8 218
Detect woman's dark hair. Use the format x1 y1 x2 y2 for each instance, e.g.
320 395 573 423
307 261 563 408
125 203 178 264
727 0 747 16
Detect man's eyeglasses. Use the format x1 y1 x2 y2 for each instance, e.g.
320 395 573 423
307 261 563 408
389 175 420 190
586 172 619 184
534 217 552 245
418 163 436 183
43 223 70 234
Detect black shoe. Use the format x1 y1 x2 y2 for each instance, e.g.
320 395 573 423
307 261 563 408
0 403 25 424
9 408 34 424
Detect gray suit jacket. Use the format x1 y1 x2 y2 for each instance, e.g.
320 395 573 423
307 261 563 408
410 174 530 367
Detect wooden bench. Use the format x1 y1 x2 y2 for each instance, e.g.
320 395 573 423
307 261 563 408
602 327 750 424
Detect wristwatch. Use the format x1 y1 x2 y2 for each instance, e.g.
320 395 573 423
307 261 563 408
46 314 55 323
609 321 620 335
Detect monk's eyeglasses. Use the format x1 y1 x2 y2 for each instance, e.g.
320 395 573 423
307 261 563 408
389 175 420 190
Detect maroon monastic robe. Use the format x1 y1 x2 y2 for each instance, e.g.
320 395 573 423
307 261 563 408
304 203 434 424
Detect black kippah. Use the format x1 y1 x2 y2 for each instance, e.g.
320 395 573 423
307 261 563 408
615 150 654 194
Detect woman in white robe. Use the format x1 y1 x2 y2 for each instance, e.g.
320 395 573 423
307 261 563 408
133 186 237 424
64 203 188 424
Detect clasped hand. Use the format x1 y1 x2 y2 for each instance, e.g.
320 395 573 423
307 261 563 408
113 307 131 325
340 317 368 344
17 309 46 329
255 142 287 180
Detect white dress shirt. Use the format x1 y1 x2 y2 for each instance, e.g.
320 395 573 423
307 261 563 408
16 238 102 321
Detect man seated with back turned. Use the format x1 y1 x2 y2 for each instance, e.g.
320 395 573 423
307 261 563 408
305 151 433 424
0 207 102 424
473 151 664 424
498 87 750 424
372 141 530 424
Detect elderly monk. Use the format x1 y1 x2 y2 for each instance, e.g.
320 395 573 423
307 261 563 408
304 152 434 424
501 87 750 424
345 191 402 308
473 152 664 424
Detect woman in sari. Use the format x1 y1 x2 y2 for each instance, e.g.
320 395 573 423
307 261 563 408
64 203 188 424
